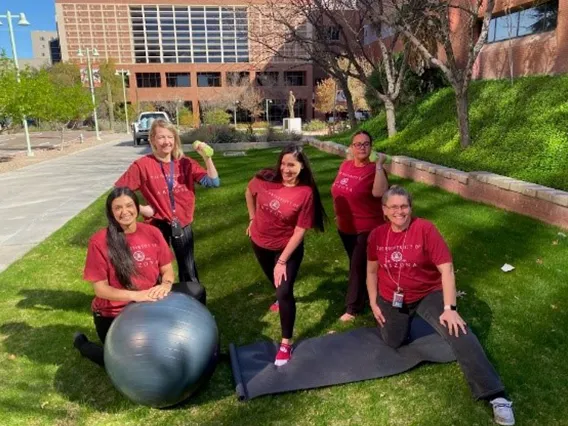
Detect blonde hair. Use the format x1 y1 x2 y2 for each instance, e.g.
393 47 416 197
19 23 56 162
149 119 184 160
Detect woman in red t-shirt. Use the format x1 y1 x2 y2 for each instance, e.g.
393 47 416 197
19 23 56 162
331 131 389 322
245 144 327 366
115 120 219 285
366 186 515 425
73 187 203 367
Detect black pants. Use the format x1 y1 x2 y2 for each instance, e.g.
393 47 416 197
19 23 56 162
377 291 505 400
252 241 304 339
75 281 206 367
152 219 199 282
338 231 370 315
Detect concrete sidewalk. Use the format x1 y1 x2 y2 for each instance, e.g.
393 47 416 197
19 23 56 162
0 134 151 273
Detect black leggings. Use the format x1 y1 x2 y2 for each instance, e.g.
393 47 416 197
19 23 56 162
75 281 206 367
338 231 370 315
152 219 199 282
252 241 304 339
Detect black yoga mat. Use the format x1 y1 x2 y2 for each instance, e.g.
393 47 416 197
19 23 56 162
229 318 456 401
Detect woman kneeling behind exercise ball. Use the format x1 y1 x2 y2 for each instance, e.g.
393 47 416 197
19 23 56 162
73 187 203 367
366 185 515 426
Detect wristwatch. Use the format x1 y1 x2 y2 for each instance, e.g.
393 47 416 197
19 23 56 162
443 304 457 311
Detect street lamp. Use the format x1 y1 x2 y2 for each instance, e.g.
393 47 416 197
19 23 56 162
265 98 272 125
0 10 33 157
115 69 130 134
77 47 101 140
233 100 240 127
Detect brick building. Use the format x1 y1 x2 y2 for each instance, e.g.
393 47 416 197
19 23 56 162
364 0 564 80
54 0 314 122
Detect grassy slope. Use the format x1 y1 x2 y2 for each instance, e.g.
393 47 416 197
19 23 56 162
326 75 568 191
0 148 567 425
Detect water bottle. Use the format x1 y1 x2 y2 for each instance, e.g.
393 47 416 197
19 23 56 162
192 140 214 157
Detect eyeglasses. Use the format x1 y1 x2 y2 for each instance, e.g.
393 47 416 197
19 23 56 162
384 204 410 211
352 142 371 149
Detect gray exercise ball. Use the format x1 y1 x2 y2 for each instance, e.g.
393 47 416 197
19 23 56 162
104 292 219 408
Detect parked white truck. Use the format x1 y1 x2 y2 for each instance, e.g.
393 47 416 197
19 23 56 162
132 111 171 145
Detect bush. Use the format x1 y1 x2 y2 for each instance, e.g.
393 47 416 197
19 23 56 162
180 124 303 144
178 107 196 127
303 119 328 131
202 108 231 126
236 121 269 130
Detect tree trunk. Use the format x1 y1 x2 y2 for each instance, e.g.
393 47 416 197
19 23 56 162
336 77 357 129
455 89 471 148
384 98 397 137
106 84 115 131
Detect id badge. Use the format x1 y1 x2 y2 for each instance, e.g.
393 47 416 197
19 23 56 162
392 291 404 308
171 218 184 239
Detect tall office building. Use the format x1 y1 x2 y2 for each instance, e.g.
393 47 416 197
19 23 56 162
54 0 314 122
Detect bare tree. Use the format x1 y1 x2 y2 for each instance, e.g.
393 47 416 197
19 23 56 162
379 0 496 147
249 0 408 134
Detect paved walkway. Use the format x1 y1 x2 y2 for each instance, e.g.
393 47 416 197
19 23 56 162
0 134 150 273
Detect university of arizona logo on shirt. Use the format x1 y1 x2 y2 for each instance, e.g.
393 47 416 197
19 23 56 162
269 199 280 210
133 251 145 262
340 177 349 185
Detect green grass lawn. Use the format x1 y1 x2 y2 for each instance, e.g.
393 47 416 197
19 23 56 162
325 75 568 191
1 147 567 425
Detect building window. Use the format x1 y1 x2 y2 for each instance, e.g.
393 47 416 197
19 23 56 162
227 71 249 86
136 72 161 88
197 72 221 87
166 72 191 87
325 26 340 41
487 0 558 43
284 71 306 86
130 5 249 64
256 71 279 86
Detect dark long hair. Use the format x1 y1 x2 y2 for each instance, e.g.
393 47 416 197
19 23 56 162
105 187 140 290
256 143 327 231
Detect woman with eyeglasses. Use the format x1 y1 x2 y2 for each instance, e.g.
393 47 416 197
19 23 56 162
366 185 515 426
115 120 219 293
331 130 389 322
245 144 327 366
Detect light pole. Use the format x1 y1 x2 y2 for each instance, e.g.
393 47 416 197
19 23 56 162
0 10 32 156
233 100 240 127
265 98 272 125
77 47 101 140
115 69 130 134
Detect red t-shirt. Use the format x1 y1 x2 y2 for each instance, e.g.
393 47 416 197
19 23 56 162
83 222 174 317
248 177 315 250
115 154 208 227
367 218 452 304
331 160 386 234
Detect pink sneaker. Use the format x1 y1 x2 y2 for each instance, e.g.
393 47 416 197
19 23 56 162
269 301 279 313
274 343 293 366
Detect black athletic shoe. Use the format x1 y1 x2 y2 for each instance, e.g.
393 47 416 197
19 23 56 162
73 332 88 350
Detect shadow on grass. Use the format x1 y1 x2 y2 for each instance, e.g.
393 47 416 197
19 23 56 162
16 289 92 313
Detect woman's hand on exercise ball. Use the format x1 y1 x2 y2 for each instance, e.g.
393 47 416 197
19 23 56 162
148 283 172 300
132 289 159 303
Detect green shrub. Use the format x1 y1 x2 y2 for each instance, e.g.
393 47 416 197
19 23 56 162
181 125 247 144
303 119 328 131
178 107 196 127
327 75 568 191
202 108 231 126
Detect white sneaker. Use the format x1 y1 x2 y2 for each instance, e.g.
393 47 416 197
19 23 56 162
491 398 515 425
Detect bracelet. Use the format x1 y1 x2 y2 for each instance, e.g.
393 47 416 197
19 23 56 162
277 259 286 265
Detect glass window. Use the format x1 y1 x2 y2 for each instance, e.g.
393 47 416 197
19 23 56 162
284 71 306 86
256 72 279 86
493 13 519 42
197 72 221 87
136 72 161 88
227 71 249 86
166 72 191 87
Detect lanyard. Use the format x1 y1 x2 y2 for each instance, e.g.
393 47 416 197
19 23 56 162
384 226 408 292
160 161 175 213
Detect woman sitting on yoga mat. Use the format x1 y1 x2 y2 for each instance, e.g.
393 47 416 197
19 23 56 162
116 119 219 285
73 187 204 367
366 185 515 426
245 144 326 366
331 130 389 322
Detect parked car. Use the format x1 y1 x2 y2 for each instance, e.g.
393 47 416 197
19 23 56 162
132 111 171 145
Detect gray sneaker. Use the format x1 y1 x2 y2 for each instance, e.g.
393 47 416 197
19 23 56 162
491 398 515 425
